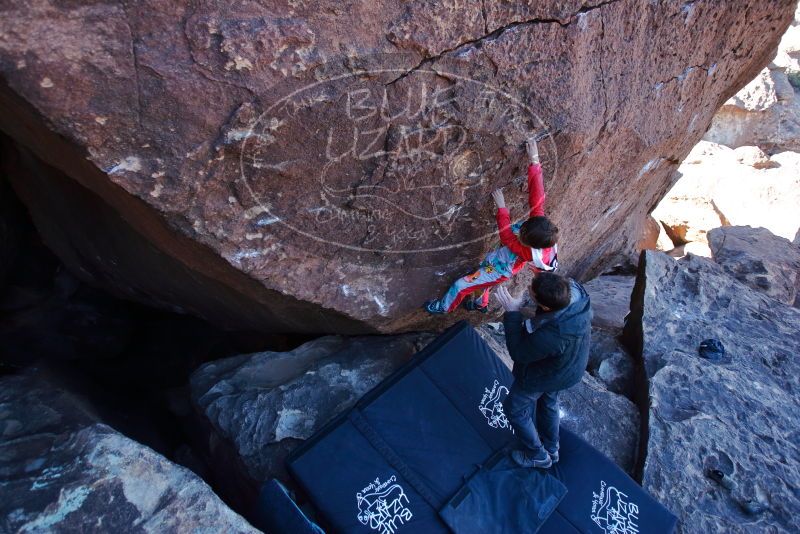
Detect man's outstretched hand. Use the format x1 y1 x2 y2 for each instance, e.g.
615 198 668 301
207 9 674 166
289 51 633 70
496 286 525 312
491 189 506 209
526 136 540 164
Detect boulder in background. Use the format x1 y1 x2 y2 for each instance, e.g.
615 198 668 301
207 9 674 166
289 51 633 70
708 225 800 307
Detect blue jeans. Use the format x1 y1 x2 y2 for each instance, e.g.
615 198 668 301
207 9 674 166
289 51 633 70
503 383 560 455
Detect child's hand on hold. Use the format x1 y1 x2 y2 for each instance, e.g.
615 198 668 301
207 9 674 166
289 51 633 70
526 136 540 164
491 189 506 209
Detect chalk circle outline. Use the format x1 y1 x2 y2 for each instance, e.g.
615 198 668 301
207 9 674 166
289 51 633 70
239 60 558 255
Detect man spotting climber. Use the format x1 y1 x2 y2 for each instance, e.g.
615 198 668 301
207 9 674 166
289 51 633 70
425 135 558 314
495 273 592 468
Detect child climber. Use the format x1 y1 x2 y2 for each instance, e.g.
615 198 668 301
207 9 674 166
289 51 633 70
425 135 559 314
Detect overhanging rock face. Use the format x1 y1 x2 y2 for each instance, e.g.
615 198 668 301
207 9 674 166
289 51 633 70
0 0 795 333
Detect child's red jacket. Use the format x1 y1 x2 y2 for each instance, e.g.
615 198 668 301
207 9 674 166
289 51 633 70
492 163 558 275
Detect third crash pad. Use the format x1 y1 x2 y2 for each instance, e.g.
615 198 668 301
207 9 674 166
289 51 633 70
287 322 677 533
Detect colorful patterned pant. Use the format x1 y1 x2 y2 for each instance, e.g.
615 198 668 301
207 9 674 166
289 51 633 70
438 261 510 312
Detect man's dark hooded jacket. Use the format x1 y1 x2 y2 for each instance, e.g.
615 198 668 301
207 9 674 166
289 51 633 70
503 280 592 392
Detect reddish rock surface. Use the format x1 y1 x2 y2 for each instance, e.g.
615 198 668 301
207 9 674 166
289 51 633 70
0 1 795 333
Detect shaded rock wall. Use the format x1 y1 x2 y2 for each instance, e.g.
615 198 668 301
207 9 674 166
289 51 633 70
0 174 23 290
0 0 795 333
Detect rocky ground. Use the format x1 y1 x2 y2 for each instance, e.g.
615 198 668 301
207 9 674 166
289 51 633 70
0 373 258 533
626 248 800 533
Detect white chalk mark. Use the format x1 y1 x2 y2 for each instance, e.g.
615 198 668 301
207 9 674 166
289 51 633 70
373 295 389 316
228 249 263 263
637 158 661 179
243 206 269 220
605 202 622 217
577 13 588 30
256 216 281 227
107 156 142 175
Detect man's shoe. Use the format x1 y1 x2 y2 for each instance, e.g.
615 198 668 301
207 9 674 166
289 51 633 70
511 449 552 469
463 299 488 314
547 448 559 464
424 300 447 315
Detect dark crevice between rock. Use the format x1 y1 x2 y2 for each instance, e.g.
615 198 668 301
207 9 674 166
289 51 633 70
0 163 316 522
621 250 652 484
386 0 624 86
479 0 488 35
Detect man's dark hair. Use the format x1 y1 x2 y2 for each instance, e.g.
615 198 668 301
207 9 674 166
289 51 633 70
531 272 571 311
519 216 559 248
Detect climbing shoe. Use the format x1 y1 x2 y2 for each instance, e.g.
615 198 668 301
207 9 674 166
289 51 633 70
699 339 726 361
546 447 560 464
463 299 489 314
511 449 552 469
424 300 447 315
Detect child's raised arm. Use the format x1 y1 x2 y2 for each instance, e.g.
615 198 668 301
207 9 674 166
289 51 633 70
527 137 546 217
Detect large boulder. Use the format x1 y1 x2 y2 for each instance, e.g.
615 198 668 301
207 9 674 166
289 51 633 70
583 274 634 331
558 373 640 474
0 373 257 533
712 149 800 241
650 142 732 246
189 332 432 491
652 141 800 249
708 225 800 306
0 1 794 333
624 251 800 532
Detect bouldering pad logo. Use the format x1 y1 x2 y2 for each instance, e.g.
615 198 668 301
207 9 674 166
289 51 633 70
590 480 640 534
238 53 558 257
356 475 413 533
479 379 512 431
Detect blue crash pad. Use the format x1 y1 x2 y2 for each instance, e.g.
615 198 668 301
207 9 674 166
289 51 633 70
287 322 676 534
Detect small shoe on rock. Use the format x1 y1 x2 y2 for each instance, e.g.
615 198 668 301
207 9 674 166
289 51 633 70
425 300 447 315
463 299 489 314
511 449 552 469
706 468 737 491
